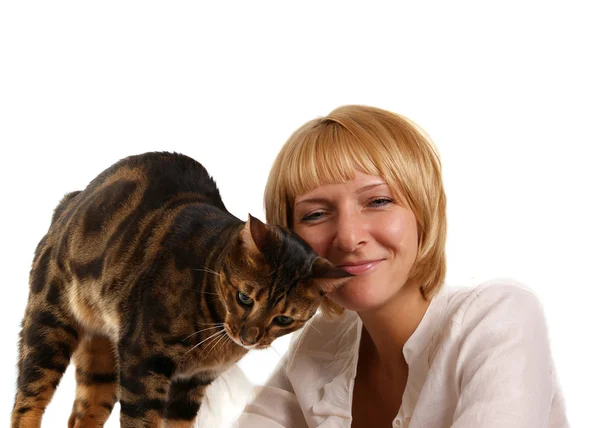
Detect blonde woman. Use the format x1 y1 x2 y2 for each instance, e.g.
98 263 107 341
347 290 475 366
236 105 568 427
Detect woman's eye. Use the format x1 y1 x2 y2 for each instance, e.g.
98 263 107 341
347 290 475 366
237 291 254 307
274 315 294 326
301 211 325 222
369 197 393 207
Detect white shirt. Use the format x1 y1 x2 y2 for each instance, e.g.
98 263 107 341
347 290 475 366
234 279 569 428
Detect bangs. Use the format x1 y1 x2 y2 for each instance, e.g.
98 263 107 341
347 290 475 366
282 121 381 201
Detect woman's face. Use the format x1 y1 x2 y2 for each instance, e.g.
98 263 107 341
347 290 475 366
293 170 419 312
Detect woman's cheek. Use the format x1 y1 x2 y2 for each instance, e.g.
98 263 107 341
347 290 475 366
300 228 328 256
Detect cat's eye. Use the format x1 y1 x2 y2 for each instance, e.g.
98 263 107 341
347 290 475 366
274 315 294 326
237 291 254 307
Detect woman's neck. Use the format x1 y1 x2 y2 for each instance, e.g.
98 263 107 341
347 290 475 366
357 281 430 378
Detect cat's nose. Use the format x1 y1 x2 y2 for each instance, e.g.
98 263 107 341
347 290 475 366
240 326 260 345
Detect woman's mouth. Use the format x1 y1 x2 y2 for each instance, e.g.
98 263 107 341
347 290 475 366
336 260 383 275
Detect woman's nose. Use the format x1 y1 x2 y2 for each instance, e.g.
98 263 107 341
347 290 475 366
333 211 365 253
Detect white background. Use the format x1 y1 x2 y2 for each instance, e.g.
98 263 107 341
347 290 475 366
1 1 598 427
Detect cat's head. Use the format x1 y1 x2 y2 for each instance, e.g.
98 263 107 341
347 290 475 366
217 214 352 349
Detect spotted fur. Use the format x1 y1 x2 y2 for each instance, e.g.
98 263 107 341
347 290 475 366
11 152 351 428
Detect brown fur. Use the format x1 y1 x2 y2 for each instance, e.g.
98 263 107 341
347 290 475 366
11 152 351 428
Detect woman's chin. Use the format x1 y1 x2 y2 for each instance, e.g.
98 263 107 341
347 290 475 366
329 279 388 312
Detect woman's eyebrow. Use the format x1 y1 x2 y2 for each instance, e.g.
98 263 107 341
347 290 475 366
294 197 329 206
295 183 388 206
356 182 387 193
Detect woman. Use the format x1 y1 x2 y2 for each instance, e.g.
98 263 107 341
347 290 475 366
235 105 568 427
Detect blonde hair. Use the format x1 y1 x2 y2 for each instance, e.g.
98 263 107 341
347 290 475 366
264 105 446 316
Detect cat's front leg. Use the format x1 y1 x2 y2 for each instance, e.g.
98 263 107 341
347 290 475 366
118 353 176 428
164 373 215 428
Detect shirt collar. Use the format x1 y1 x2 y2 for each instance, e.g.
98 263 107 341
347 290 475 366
402 286 449 365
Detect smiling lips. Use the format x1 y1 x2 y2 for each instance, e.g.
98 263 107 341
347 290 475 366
336 259 383 275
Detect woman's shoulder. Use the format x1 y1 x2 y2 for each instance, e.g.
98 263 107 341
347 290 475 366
446 277 542 315
440 278 548 338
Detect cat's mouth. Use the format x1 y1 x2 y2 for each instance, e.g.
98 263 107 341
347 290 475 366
233 338 257 350
223 323 262 350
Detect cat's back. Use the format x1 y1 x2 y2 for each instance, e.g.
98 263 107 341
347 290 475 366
36 152 227 285
85 151 224 211
51 152 225 232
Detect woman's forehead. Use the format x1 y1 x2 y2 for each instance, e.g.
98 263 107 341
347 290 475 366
293 170 389 201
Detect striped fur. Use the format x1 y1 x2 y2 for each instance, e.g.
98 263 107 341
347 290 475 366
11 152 351 428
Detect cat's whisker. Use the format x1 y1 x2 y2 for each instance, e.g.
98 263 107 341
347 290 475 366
217 334 230 353
185 329 225 355
197 322 225 326
196 290 220 295
182 326 223 341
207 332 228 356
196 332 226 360
192 267 222 277
187 333 222 356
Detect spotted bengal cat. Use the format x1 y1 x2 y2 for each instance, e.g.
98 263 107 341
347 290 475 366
11 152 351 428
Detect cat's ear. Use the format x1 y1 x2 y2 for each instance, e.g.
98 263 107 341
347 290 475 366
240 214 269 254
311 257 354 295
